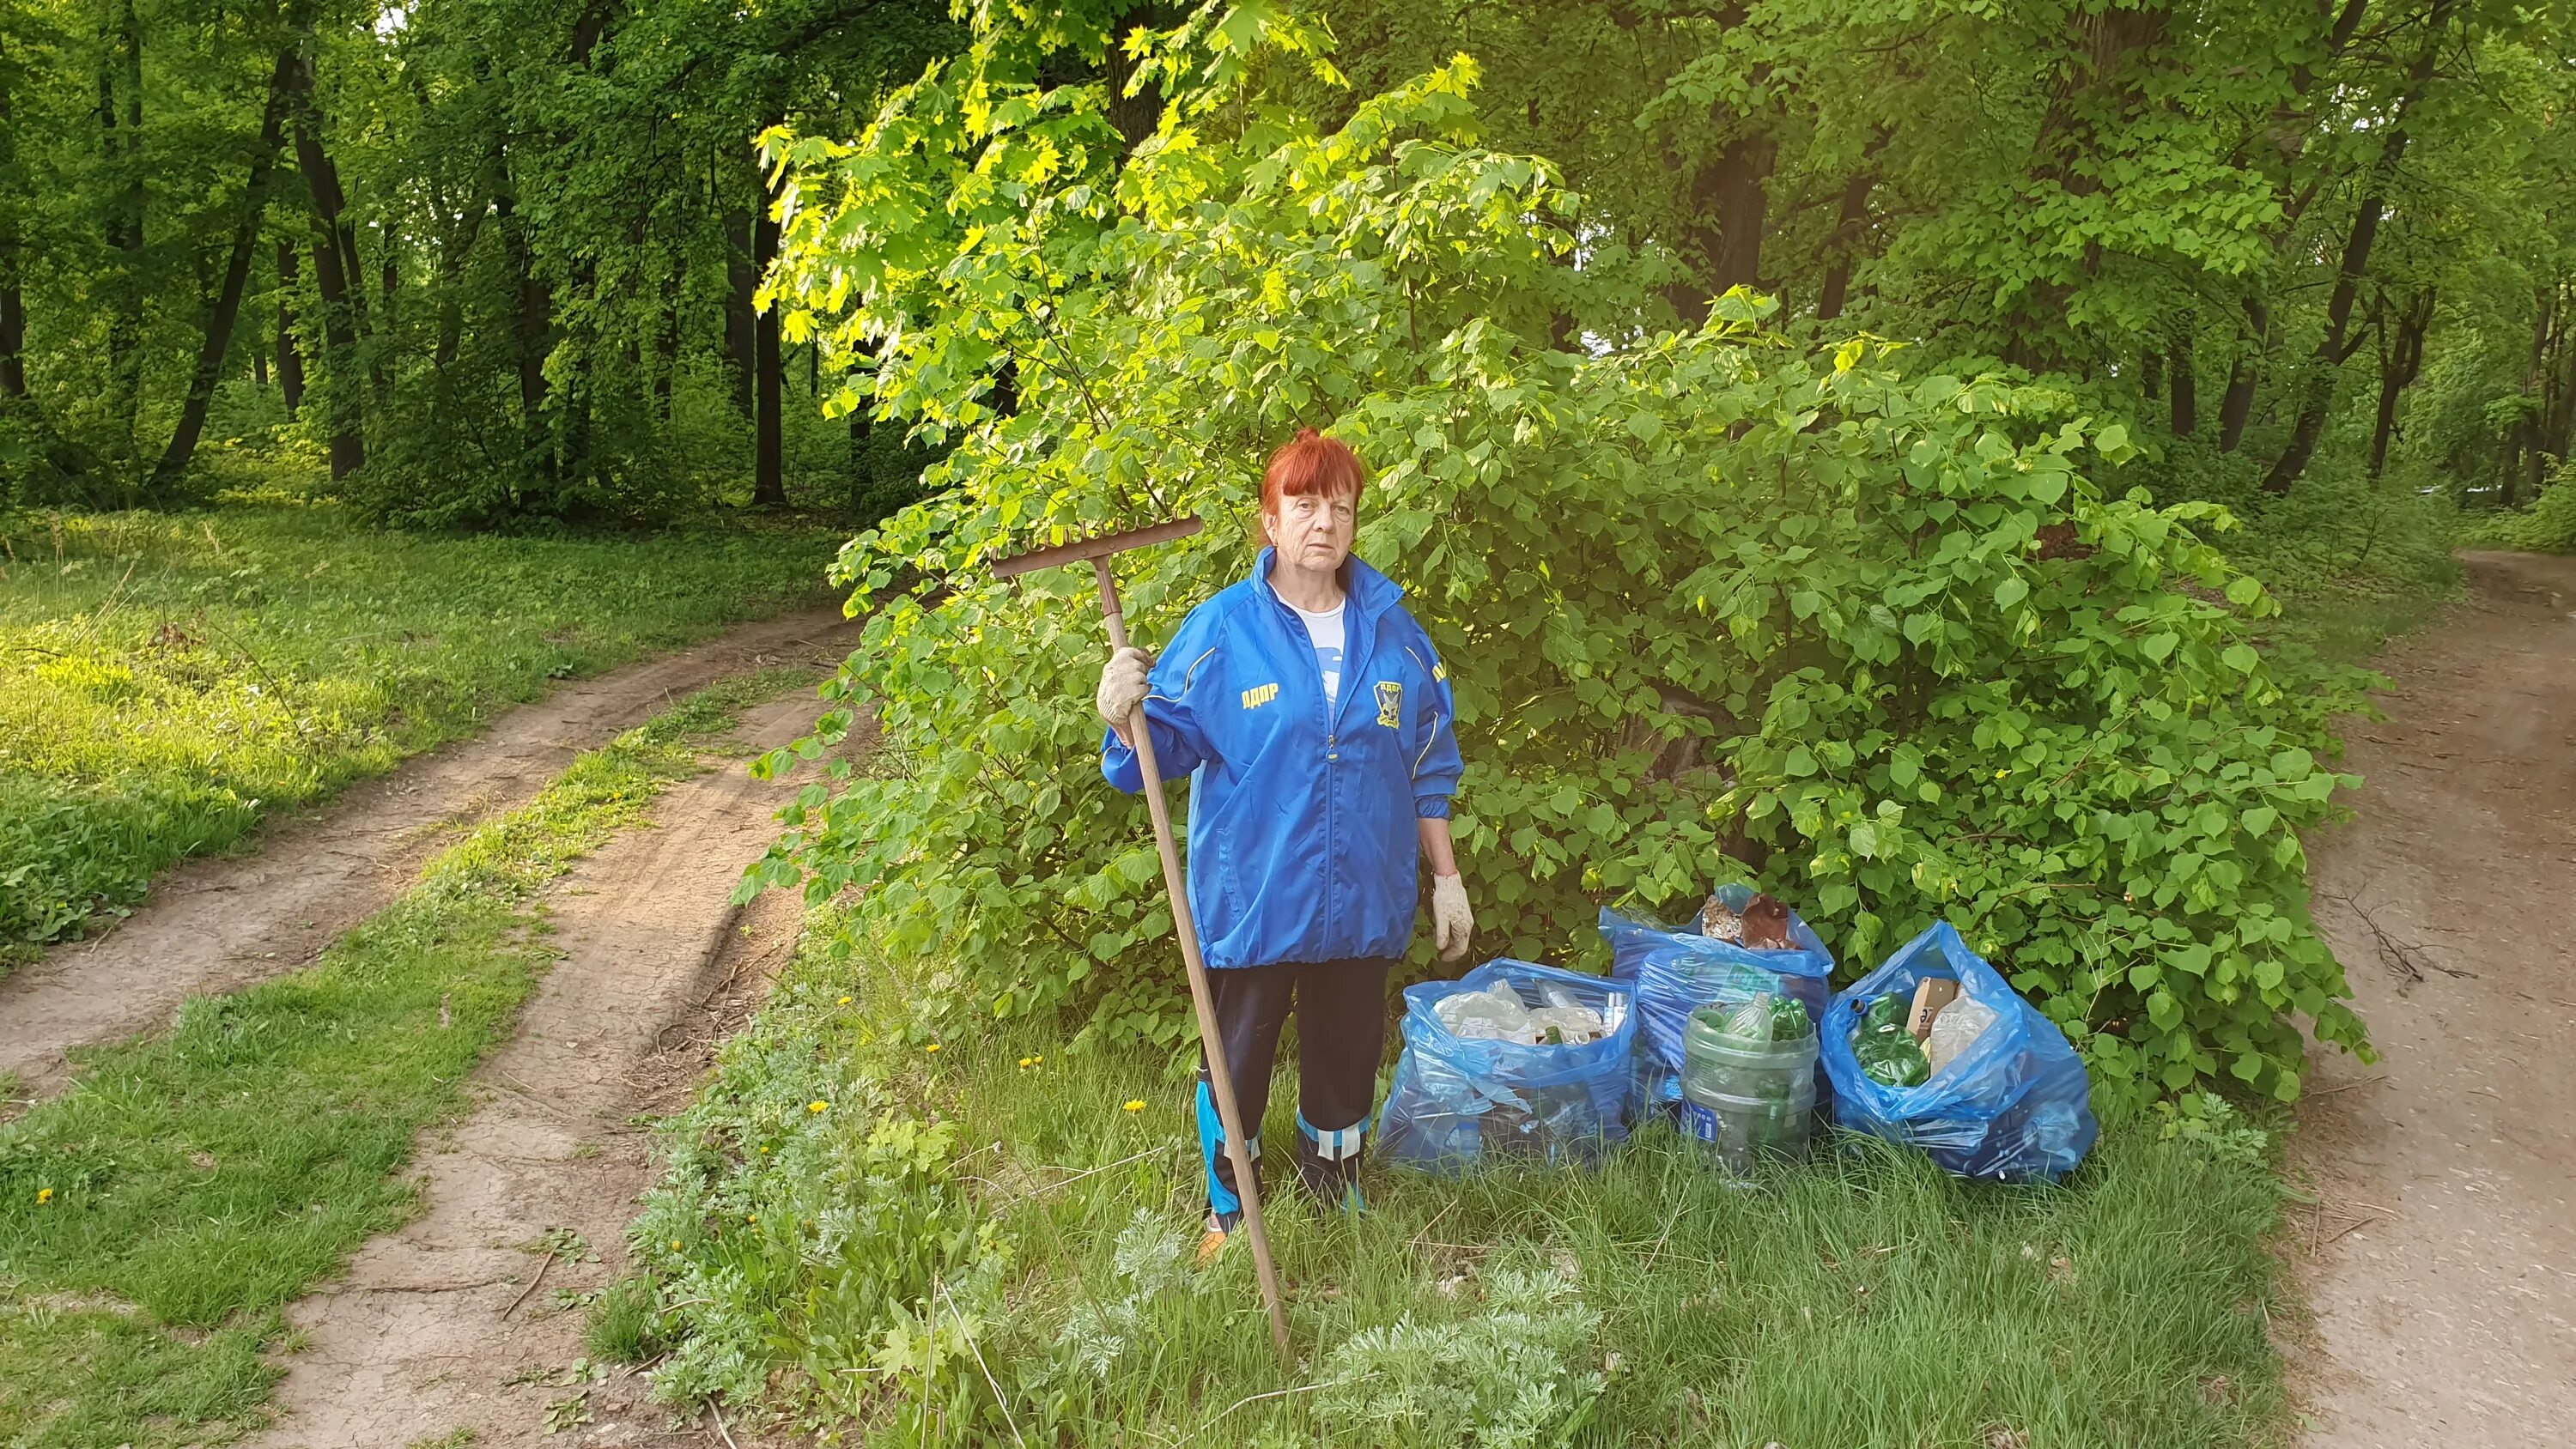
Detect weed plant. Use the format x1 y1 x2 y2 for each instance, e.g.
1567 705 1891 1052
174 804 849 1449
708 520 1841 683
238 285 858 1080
0 502 836 961
633 923 2291 1447
0 670 803 1448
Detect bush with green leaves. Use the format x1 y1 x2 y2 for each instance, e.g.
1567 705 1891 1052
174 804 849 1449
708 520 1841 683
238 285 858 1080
744 21 2372 1109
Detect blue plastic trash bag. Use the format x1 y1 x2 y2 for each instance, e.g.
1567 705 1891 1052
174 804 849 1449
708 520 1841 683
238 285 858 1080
1600 884 1836 1119
1375 960 1637 1172
1820 921 2098 1183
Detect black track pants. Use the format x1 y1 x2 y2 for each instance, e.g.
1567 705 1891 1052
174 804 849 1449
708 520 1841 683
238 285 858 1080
1195 956 1391 1228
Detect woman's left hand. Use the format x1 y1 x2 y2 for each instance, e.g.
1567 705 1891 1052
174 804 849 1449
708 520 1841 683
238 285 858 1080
1431 873 1473 961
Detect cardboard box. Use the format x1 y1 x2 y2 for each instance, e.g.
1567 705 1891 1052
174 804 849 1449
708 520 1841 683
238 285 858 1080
1907 977 1959 1041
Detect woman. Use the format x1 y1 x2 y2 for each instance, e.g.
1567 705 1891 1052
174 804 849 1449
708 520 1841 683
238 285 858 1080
1097 429 1473 1258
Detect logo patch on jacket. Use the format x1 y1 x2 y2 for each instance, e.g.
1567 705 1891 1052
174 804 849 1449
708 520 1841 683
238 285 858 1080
1241 682 1279 710
1374 680 1403 728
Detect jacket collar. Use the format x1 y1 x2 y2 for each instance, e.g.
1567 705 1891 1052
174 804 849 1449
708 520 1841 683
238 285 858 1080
1251 547 1401 621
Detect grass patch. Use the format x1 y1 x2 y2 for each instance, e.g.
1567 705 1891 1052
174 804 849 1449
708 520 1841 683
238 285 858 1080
0 501 838 959
0 669 807 1449
630 925 2293 1446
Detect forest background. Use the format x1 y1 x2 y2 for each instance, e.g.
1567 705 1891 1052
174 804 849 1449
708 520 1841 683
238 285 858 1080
3 0 2569 532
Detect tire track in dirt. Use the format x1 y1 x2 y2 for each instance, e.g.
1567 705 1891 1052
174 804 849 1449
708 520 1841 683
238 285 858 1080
0 607 854 1102
2292 550 2576 1446
243 688 845 1449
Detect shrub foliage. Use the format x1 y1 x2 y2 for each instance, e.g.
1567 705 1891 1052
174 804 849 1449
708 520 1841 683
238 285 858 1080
745 41 2372 1108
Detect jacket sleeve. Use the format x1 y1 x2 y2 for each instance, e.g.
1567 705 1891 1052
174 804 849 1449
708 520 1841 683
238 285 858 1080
1101 610 1220 792
1406 622 1462 818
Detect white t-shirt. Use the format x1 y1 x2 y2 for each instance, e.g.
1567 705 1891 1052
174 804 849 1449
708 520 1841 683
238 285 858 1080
1290 599 1347 706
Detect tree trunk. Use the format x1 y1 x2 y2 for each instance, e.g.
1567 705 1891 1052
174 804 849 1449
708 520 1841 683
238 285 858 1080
150 47 298 490
2262 0 2451 494
2219 299 2263 452
100 3 145 452
1815 154 1880 322
724 203 756 418
1705 130 1775 298
0 32 23 401
495 181 551 476
292 52 366 479
275 239 305 415
2366 285 2434 480
751 159 785 507
2169 329 2196 436
430 203 482 373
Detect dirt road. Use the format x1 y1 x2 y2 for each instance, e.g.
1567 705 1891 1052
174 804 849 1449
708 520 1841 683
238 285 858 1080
244 689 829 1449
0 607 854 1102
2293 550 2576 1446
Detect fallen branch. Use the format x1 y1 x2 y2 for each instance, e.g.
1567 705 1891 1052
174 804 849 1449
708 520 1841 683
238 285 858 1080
501 1251 551 1319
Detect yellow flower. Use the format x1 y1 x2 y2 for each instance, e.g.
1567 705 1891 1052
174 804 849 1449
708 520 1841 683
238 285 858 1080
1996 769 2009 779
758 1145 769 1154
670 1239 683 1251
746 1214 758 1224
1032 1054 1043 1064
925 1043 942 1054
1122 1100 1146 1113
837 995 853 1006
36 1187 52 1204
1018 1057 1034 1069
808 1100 829 1113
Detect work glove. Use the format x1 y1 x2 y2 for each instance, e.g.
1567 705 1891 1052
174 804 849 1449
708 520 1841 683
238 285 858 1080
1431 872 1473 962
1096 646 1154 730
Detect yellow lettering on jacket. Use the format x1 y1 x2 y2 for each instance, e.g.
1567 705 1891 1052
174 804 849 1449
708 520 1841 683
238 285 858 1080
1240 682 1279 710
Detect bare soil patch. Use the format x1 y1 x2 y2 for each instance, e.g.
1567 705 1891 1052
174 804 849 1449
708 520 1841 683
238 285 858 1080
242 689 839 1449
0 608 854 1103
2291 551 2576 1446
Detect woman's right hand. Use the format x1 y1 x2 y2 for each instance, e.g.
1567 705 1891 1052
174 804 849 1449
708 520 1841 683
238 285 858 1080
1096 646 1154 731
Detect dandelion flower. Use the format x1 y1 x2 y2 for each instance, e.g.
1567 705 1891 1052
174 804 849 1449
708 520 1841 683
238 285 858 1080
808 1100 829 1113
36 1187 52 1204
925 1043 942 1054
671 1239 683 1251
746 1214 758 1224
838 995 853 1006
1032 1054 1043 1064
1018 1057 1034 1069
1123 1100 1146 1113
1996 769 2009 779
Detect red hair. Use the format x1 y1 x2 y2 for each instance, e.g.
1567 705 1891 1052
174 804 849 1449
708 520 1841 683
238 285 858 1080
1261 429 1366 514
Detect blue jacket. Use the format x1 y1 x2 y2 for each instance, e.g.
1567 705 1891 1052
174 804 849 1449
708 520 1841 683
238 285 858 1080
1103 550 1462 969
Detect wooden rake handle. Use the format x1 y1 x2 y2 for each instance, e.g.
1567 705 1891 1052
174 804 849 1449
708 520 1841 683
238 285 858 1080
1089 556 1294 1361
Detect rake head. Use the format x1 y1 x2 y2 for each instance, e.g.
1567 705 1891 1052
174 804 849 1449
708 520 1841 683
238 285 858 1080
989 516 1203 579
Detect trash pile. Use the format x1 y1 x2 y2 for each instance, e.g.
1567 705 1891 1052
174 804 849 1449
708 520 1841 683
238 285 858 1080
1679 990 1818 1176
1431 979 1614 1046
1600 883 1836 1121
1820 922 2098 1183
1376 960 1637 1171
1377 886 2099 1188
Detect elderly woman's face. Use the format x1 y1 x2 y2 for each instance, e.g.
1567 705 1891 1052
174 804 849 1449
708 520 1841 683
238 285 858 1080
1268 489 1358 575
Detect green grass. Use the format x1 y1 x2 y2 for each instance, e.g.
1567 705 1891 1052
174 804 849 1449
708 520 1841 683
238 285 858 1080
0 501 839 960
632 927 2293 1447
0 670 807 1449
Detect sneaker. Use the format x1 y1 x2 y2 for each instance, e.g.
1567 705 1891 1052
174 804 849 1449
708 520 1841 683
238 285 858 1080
1194 1215 1231 1267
